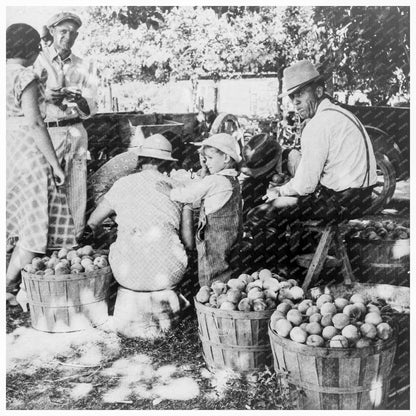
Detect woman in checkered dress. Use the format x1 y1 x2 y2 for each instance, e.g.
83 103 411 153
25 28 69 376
6 24 76 302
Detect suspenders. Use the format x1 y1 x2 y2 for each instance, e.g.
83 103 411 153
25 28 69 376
321 108 371 188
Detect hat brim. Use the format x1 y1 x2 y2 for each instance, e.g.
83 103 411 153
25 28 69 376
278 74 325 98
48 17 82 29
129 147 177 161
242 158 278 178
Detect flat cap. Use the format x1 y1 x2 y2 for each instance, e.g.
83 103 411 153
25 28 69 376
47 12 82 29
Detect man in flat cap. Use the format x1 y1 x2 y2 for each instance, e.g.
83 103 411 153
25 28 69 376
247 60 377 271
34 11 98 241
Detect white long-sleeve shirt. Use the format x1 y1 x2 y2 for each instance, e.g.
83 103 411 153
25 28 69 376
280 99 377 197
170 169 238 215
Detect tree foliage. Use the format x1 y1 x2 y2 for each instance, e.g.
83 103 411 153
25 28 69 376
79 6 409 105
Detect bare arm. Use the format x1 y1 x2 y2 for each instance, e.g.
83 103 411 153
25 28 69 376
21 81 65 185
180 205 195 251
87 197 115 231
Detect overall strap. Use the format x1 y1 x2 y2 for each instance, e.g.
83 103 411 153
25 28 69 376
321 107 371 187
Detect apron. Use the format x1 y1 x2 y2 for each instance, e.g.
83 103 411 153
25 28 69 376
196 176 243 287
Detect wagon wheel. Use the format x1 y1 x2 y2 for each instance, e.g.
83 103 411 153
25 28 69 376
209 113 240 135
365 153 396 214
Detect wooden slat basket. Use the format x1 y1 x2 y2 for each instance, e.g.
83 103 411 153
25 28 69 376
21 266 113 333
195 299 273 373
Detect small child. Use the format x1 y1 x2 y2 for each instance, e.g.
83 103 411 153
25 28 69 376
170 133 243 287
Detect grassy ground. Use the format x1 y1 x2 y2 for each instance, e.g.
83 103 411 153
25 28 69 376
6 303 295 411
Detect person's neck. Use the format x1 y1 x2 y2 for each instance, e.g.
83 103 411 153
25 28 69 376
54 46 72 61
141 164 159 171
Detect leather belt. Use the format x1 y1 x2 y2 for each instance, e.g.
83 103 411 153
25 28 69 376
46 118 81 128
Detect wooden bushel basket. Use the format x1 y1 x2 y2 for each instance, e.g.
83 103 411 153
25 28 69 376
268 282 408 410
195 299 273 373
346 236 410 286
21 266 113 333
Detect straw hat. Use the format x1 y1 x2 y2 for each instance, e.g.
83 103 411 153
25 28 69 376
132 134 177 161
279 60 324 98
195 133 242 163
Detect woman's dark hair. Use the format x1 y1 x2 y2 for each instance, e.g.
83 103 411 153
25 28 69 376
6 23 41 59
137 156 176 174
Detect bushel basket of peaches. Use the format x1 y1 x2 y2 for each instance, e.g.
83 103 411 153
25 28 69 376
268 278 409 410
21 245 113 333
194 269 306 373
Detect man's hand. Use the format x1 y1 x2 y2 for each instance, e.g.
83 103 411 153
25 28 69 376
262 186 281 203
44 87 66 105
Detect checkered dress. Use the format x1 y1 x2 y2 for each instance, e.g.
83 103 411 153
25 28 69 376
6 63 76 253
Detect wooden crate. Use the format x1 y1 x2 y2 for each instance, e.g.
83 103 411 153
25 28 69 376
22 266 112 333
195 300 273 373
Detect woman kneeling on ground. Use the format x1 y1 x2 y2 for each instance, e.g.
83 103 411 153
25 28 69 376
86 134 194 338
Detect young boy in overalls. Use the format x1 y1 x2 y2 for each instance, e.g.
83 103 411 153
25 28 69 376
170 133 243 287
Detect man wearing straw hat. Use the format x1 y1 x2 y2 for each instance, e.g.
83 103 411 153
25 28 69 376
247 60 377 268
34 11 98 241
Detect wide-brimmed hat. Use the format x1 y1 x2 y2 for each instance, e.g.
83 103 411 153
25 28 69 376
279 60 325 98
195 133 242 163
242 133 281 178
132 134 177 161
47 12 82 29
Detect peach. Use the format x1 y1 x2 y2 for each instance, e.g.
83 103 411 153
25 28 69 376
300 323 308 331
32 257 46 271
80 258 94 269
58 248 68 259
306 306 320 316
209 294 218 307
306 322 322 335
265 298 277 310
322 326 339 340
332 313 350 330
321 314 333 327
212 281 227 295
278 288 293 300
272 318 292 338
247 280 263 291
289 286 304 301
298 299 313 314
263 289 277 300
253 299 267 311
341 324 360 342
44 268 55 275
281 299 295 308
276 302 291 315
227 289 243 304
377 322 393 340
356 338 373 348
216 294 228 307
23 264 36 274
354 302 367 317
247 288 264 301
287 309 303 326
330 335 349 348
251 271 260 280
258 269 273 281
227 278 246 291
46 256 60 269
93 257 108 268
364 312 383 326
278 281 292 290
79 245 94 257
360 323 377 339
220 301 237 311
287 279 298 287
262 277 280 292
238 298 252 312
316 294 333 309
241 291 247 299
66 250 78 262
334 297 350 312
70 263 84 273
70 256 82 265
309 313 322 323
270 310 286 326
366 303 381 314
306 334 325 347
237 274 251 285
343 304 362 321
320 302 337 316
290 327 307 343
196 286 211 303
54 263 70 275
350 293 366 305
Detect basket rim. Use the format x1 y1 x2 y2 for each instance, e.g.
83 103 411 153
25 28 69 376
22 265 112 281
268 322 397 357
194 298 274 319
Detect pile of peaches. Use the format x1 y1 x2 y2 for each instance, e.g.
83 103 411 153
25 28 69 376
348 219 409 241
195 269 304 312
23 245 109 276
270 291 394 348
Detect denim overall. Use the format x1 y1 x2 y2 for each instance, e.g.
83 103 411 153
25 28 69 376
196 176 243 287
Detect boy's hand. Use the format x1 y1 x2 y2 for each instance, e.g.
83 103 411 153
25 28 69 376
262 186 281 203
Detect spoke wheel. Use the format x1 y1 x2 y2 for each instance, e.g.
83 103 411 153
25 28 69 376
209 113 240 135
365 153 396 214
